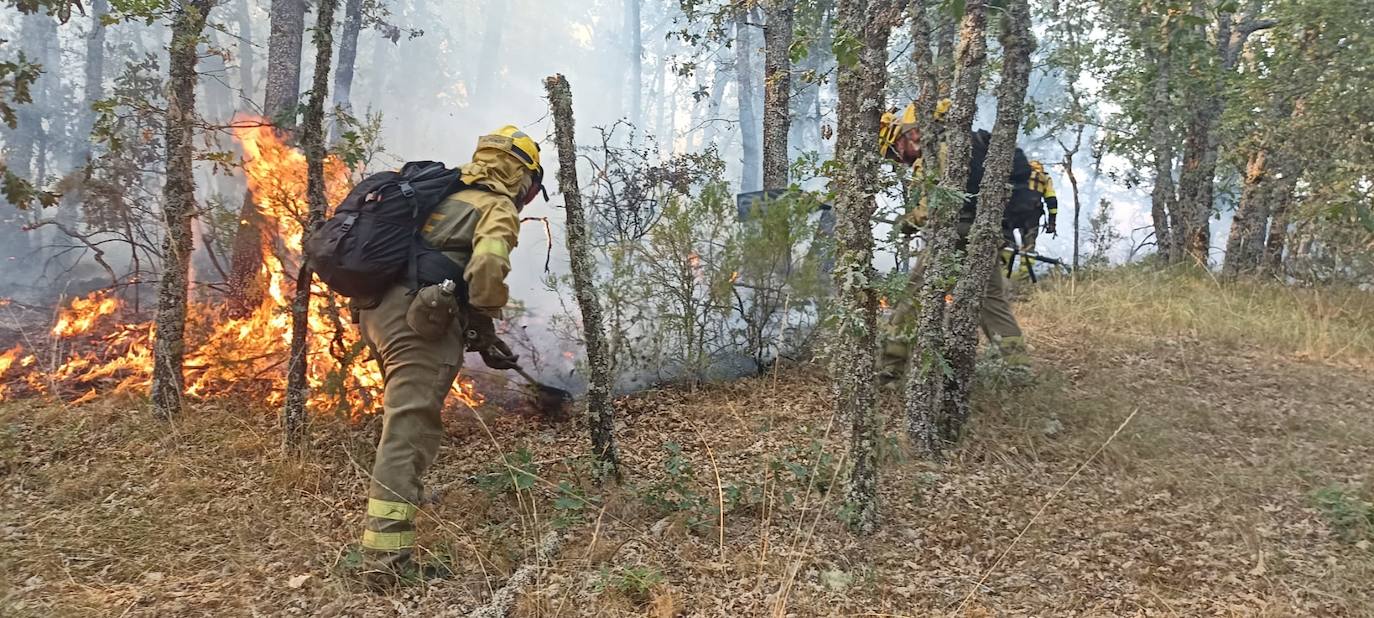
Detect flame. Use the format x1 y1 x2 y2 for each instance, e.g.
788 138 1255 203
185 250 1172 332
878 297 890 311
0 116 487 416
51 291 121 337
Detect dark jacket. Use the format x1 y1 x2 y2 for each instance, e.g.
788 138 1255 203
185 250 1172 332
960 129 1033 222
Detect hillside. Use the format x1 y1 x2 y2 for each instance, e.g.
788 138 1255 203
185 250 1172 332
2 269 1372 617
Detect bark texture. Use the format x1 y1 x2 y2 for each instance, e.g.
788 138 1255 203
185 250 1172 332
941 0 1034 439
909 0 942 176
735 6 762 192
1145 8 1175 259
545 74 620 479
1173 3 1273 265
151 0 213 420
329 0 363 143
283 0 338 449
762 0 794 190
228 0 306 317
832 0 898 535
905 0 988 457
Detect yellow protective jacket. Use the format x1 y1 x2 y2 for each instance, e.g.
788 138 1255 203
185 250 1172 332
420 134 531 318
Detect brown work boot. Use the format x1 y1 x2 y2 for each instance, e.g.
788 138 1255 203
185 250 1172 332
993 335 1034 386
350 548 451 591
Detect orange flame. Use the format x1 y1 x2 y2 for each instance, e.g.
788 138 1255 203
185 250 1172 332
51 291 121 338
0 116 486 415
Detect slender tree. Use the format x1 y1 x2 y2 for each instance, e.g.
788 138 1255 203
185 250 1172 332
735 4 762 192
283 0 339 449
905 0 987 456
545 74 620 479
761 0 794 190
939 0 1034 440
831 0 899 534
151 0 215 420
328 0 363 143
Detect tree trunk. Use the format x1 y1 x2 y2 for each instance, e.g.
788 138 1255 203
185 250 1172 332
941 0 1034 439
1222 146 1267 276
832 0 897 535
625 0 643 126
71 0 108 172
1145 10 1175 261
735 6 762 192
151 0 213 420
228 0 306 316
789 0 830 154
329 0 363 143
761 0 793 190
1259 161 1298 278
1173 5 1270 266
545 74 620 479
60 0 109 228
905 0 987 458
283 0 338 450
909 0 942 175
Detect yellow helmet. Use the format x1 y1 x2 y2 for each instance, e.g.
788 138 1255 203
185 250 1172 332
878 98 954 157
489 125 542 173
1029 160 1044 172
480 125 546 205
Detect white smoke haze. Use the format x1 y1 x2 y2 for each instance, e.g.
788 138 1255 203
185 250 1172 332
0 0 1174 394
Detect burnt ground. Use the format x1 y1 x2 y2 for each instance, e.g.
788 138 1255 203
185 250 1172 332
2 274 1372 617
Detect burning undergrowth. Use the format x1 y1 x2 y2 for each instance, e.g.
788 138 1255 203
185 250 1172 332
0 119 493 417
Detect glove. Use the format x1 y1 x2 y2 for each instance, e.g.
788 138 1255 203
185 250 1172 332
465 313 521 370
899 204 928 236
479 338 520 371
1045 221 1057 235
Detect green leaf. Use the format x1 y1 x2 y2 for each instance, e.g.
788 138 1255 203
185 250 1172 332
831 29 862 69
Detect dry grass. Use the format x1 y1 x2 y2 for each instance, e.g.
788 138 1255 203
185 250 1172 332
2 270 1372 616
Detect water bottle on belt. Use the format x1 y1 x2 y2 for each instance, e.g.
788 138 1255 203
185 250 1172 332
406 279 459 338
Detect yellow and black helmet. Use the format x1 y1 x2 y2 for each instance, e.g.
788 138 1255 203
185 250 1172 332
878 98 953 158
482 125 547 204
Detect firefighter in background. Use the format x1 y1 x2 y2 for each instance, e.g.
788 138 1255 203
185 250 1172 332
1002 160 1058 279
876 100 1032 384
354 126 542 588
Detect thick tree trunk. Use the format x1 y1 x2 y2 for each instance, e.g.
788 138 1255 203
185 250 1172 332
941 0 1034 439
625 0 643 126
1259 161 1298 277
228 0 306 316
1222 146 1268 276
283 0 338 450
909 0 941 175
762 0 793 190
832 0 898 536
735 7 762 192
1145 11 1175 260
151 0 213 420
1173 6 1271 266
905 0 987 457
329 0 363 143
545 74 620 479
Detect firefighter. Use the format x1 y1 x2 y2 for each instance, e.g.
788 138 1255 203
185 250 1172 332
1002 160 1058 280
353 125 542 587
876 101 1031 384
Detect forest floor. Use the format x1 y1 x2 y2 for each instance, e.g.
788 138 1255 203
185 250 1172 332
2 268 1373 617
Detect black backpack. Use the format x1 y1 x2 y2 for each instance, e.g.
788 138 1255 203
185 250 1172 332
305 161 470 299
